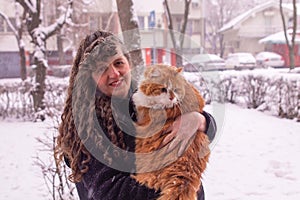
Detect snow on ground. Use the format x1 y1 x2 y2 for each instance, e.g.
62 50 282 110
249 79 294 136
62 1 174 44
0 103 300 199
204 103 300 200
0 120 53 199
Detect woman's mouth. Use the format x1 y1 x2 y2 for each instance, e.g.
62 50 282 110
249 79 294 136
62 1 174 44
109 79 123 87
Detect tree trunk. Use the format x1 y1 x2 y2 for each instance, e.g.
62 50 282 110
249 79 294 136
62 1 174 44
57 31 66 65
289 46 295 69
280 0 296 70
219 34 225 58
290 0 297 70
32 59 46 112
16 0 72 113
164 0 191 67
19 47 27 80
116 0 143 69
55 0 66 65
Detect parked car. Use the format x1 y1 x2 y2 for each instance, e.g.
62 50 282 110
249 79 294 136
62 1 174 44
183 54 226 72
255 51 285 68
225 52 256 70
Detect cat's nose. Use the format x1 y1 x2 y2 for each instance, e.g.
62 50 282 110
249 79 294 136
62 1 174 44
169 92 175 100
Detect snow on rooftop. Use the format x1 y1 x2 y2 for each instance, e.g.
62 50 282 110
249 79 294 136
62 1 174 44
219 1 300 33
259 29 300 44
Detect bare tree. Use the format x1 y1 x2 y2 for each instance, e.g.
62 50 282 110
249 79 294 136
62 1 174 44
55 0 66 65
163 0 191 66
48 0 91 65
280 0 297 70
16 0 72 113
206 0 258 57
0 2 27 80
63 0 92 52
116 0 143 68
206 0 235 56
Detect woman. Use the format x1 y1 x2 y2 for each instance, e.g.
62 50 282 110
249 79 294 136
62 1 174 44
55 30 216 200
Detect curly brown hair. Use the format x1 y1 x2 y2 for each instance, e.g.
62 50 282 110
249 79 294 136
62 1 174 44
55 30 132 182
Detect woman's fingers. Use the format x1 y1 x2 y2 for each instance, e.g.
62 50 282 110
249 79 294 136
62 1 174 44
166 112 202 156
158 112 206 157
159 129 175 148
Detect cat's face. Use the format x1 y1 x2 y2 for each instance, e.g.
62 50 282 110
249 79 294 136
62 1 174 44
133 65 185 109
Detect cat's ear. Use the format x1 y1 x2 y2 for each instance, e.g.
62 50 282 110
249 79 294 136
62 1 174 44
150 68 161 78
176 67 183 73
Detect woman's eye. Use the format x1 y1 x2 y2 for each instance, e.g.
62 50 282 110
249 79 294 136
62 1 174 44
115 61 124 66
95 66 106 73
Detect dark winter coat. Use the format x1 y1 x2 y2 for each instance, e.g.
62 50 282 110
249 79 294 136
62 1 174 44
68 91 216 200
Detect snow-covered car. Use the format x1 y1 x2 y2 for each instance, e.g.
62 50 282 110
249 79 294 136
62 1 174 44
255 51 285 68
225 52 256 70
183 54 226 72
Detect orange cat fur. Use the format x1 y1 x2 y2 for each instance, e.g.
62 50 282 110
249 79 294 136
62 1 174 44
132 64 210 200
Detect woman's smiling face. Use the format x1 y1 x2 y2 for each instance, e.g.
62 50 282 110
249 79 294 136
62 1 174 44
92 47 131 98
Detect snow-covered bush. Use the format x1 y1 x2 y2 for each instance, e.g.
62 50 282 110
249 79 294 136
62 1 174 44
215 75 238 103
0 80 34 119
212 69 300 121
34 115 78 200
238 74 270 109
275 78 300 119
1 68 299 122
0 77 68 120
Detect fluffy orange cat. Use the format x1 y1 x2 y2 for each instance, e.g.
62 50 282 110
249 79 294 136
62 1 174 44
132 64 210 200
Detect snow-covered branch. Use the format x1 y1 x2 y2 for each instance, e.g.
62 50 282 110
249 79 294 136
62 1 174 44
42 0 73 40
62 36 73 52
30 0 73 66
17 0 37 14
0 11 18 38
66 20 88 28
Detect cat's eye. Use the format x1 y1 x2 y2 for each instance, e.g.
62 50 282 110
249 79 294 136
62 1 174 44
161 88 167 93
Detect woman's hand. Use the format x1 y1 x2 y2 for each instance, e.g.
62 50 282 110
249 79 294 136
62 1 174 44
160 112 206 156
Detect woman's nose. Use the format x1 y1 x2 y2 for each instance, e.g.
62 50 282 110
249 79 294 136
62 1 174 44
107 65 120 78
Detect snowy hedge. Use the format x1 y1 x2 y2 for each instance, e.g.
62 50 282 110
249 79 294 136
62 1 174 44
205 69 300 121
0 77 68 120
0 69 299 121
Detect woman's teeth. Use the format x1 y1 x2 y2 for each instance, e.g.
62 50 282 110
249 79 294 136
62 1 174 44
110 80 122 87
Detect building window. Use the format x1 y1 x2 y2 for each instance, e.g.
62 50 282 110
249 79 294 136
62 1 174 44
7 18 16 32
235 41 240 48
0 18 4 32
264 16 273 34
138 16 145 29
193 20 201 34
187 20 192 35
192 2 199 8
